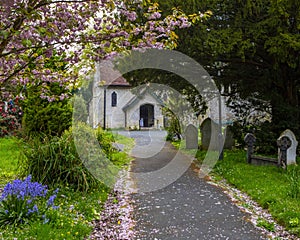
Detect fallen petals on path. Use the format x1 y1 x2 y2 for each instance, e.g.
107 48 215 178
88 171 136 240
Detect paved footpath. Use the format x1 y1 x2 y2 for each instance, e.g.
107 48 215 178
126 131 267 240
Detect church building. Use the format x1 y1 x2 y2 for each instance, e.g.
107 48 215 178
89 62 165 129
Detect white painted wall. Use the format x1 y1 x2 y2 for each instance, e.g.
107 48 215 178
89 85 164 129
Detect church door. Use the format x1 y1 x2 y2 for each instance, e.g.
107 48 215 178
140 104 154 127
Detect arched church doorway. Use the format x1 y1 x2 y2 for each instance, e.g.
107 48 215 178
140 104 154 127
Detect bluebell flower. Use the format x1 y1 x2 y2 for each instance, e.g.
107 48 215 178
54 188 59 194
47 194 57 208
0 175 59 226
43 217 49 224
27 204 38 215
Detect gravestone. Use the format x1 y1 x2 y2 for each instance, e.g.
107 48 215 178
244 133 256 164
277 135 292 169
185 124 198 149
279 129 298 165
200 118 219 150
224 126 235 149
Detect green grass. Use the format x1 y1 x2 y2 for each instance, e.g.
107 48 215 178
196 149 300 236
0 186 108 240
112 132 135 154
0 133 134 239
0 137 21 187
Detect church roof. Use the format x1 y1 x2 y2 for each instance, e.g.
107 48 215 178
122 87 164 111
99 61 130 87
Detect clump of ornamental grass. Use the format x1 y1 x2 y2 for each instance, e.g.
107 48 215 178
0 175 59 227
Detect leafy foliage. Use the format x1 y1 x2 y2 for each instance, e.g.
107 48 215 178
157 0 300 151
21 83 73 137
19 123 132 192
164 108 182 141
20 129 101 192
72 94 88 123
0 0 202 101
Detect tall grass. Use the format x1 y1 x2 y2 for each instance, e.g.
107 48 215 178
20 132 101 192
20 123 134 192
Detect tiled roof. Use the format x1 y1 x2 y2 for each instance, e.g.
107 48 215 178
99 61 130 87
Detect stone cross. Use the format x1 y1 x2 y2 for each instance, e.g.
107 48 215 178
279 129 298 165
277 136 292 169
244 133 256 164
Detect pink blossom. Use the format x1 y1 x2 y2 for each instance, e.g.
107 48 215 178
0 0 196 102
148 12 161 20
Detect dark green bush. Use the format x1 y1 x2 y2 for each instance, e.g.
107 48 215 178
21 83 72 138
163 108 181 141
230 120 278 155
96 127 116 158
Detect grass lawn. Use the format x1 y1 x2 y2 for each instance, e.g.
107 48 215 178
196 149 300 236
0 137 21 187
0 134 134 239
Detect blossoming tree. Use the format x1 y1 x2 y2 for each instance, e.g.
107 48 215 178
0 0 204 102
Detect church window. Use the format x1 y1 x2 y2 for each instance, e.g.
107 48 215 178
111 92 117 107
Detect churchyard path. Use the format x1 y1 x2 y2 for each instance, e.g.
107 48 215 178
123 130 267 240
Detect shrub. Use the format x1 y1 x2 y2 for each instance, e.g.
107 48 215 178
96 127 116 158
20 123 123 192
21 83 72 138
163 108 181 141
20 128 101 192
0 175 58 227
230 120 278 154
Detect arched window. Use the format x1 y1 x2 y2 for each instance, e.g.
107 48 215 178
111 92 117 107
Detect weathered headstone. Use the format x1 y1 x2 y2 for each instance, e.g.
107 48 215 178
200 118 219 150
244 133 256 164
277 135 292 169
185 124 198 149
224 126 235 149
279 129 298 165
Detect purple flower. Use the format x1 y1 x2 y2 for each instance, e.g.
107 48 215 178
148 12 161 20
47 194 57 207
0 175 48 202
27 204 38 215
